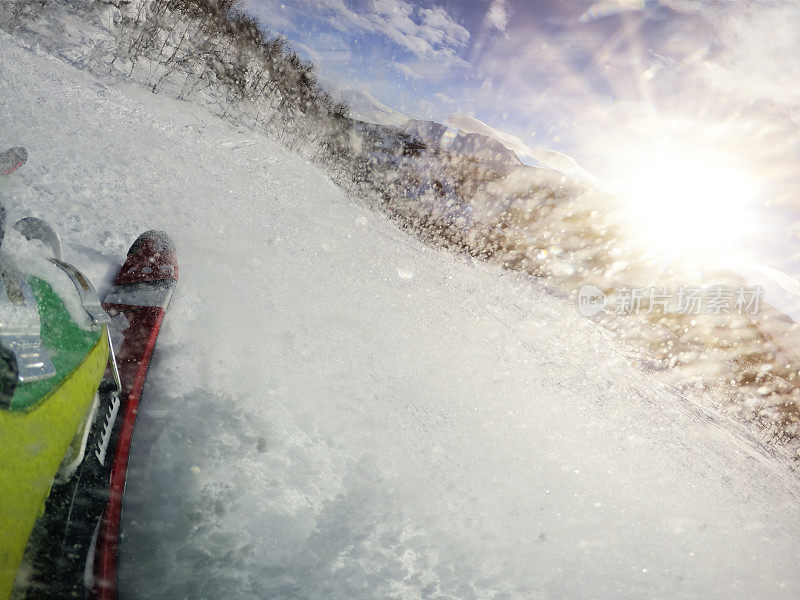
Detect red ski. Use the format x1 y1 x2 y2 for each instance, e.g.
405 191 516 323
93 230 178 599
15 231 177 600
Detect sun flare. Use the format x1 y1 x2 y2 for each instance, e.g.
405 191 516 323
621 150 758 261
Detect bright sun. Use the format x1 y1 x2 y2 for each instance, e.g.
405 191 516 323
621 150 758 261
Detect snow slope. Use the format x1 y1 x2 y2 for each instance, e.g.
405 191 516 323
3 32 800 600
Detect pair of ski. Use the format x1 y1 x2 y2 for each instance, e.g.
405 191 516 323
4 148 178 599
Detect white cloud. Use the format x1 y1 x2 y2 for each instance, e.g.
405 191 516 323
484 0 509 32
420 6 470 47
290 41 323 63
659 0 702 15
577 0 700 23
391 61 422 79
312 0 469 67
578 0 644 23
707 3 800 107
246 0 297 32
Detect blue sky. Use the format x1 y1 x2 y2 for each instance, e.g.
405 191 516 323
245 1 799 183
246 0 800 283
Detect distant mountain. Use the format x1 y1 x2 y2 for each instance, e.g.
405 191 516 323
344 89 409 127
401 119 449 142
444 113 602 186
318 77 409 127
443 114 533 161
402 119 523 174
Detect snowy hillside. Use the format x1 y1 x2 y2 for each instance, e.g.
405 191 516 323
5 31 800 600
402 118 524 173
444 113 602 185
400 114 601 185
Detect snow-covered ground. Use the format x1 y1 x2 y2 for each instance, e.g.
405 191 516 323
4 32 800 600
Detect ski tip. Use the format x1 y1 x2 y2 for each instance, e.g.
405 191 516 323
111 230 178 288
9 146 28 163
128 230 175 257
1 146 28 176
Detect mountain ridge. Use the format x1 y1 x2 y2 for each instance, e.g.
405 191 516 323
401 118 524 174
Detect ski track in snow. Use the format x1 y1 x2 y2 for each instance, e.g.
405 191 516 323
3 33 800 600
